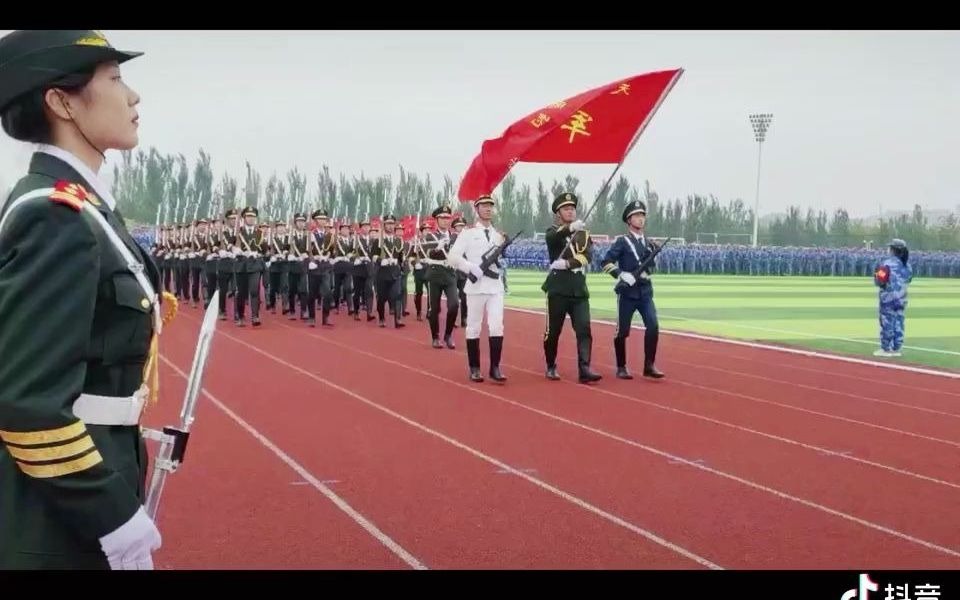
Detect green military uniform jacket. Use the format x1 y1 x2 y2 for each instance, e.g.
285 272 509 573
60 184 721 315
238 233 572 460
541 223 592 298
424 229 458 286
0 151 158 569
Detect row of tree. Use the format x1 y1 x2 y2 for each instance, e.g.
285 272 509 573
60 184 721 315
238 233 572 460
111 146 960 250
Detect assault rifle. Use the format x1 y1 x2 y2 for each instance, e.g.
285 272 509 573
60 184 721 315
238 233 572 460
614 236 672 293
468 230 522 283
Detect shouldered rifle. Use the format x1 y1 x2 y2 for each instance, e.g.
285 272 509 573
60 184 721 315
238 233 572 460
468 230 522 283
615 236 672 292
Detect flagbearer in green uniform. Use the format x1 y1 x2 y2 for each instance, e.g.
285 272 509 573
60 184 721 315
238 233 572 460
0 30 165 569
541 192 602 384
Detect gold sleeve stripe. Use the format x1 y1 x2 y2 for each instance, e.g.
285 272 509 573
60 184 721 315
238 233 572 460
17 450 103 479
0 421 86 446
6 435 95 462
573 254 588 266
602 263 616 272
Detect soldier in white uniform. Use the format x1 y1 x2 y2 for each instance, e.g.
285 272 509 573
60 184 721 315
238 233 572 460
447 194 507 383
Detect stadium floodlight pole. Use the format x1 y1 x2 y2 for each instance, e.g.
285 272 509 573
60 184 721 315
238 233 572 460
749 113 773 248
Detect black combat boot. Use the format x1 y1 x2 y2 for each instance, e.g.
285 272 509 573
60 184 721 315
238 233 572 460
577 333 601 384
467 338 484 382
614 336 633 379
489 336 507 382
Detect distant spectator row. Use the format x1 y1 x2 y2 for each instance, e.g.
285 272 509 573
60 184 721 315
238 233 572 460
502 240 960 278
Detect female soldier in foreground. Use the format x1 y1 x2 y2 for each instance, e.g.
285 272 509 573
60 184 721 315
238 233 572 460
0 30 165 569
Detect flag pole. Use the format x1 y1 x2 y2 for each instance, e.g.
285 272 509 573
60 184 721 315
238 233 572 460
580 161 623 224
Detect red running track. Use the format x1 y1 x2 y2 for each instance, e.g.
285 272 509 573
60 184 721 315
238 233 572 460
145 299 960 569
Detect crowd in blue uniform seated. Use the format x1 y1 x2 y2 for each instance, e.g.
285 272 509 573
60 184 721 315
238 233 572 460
500 239 960 278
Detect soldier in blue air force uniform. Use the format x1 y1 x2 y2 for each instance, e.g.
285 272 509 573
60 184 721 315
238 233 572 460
600 200 665 379
873 238 913 357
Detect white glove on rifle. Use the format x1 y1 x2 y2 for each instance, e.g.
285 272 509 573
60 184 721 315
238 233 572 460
619 272 636 286
550 258 568 270
569 220 585 232
467 262 484 281
98 506 161 570
308 261 318 270
639 271 651 280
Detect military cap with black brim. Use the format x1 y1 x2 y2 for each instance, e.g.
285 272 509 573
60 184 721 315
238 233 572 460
622 200 647 223
0 30 143 112
552 192 578 213
474 194 495 208
432 204 453 219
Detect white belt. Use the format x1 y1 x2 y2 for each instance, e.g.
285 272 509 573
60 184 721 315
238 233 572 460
422 258 448 266
72 385 148 426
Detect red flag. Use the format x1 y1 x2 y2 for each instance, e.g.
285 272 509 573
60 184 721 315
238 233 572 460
457 69 683 201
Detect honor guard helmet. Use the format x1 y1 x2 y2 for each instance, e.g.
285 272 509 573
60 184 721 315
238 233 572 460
622 200 647 223
0 30 143 114
552 192 578 213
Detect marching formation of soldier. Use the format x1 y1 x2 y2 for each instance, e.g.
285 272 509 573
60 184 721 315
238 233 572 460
149 190 668 385
151 204 449 332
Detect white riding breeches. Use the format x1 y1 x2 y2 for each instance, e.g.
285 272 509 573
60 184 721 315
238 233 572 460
465 293 504 339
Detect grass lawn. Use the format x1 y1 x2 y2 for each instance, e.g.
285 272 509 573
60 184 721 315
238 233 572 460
498 271 960 372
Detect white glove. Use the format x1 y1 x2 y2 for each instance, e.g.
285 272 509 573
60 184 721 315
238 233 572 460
467 263 484 280
639 271 651 280
569 220 585 232
550 258 568 270
619 272 636 286
354 258 362 265
414 263 423 270
308 261 318 270
98 506 161 570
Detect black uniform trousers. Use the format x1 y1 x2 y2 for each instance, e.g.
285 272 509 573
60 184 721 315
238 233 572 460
398 270 409 315
333 269 353 313
217 259 234 317
288 266 306 319
190 265 202 304
203 260 218 308
352 263 374 319
307 265 333 323
614 285 660 368
267 264 288 313
428 266 459 340
413 267 429 318
544 294 593 373
457 275 467 326
376 272 403 325
235 269 262 322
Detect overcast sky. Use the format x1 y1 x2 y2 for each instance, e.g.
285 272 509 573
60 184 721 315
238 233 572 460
1 30 957 219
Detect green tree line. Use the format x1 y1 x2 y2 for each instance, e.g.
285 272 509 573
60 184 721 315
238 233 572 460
112 145 960 250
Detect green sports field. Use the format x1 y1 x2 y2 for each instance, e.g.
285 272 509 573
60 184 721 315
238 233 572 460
501 271 960 372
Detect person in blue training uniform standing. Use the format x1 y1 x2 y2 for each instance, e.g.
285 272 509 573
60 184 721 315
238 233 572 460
600 200 665 379
873 238 913 357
